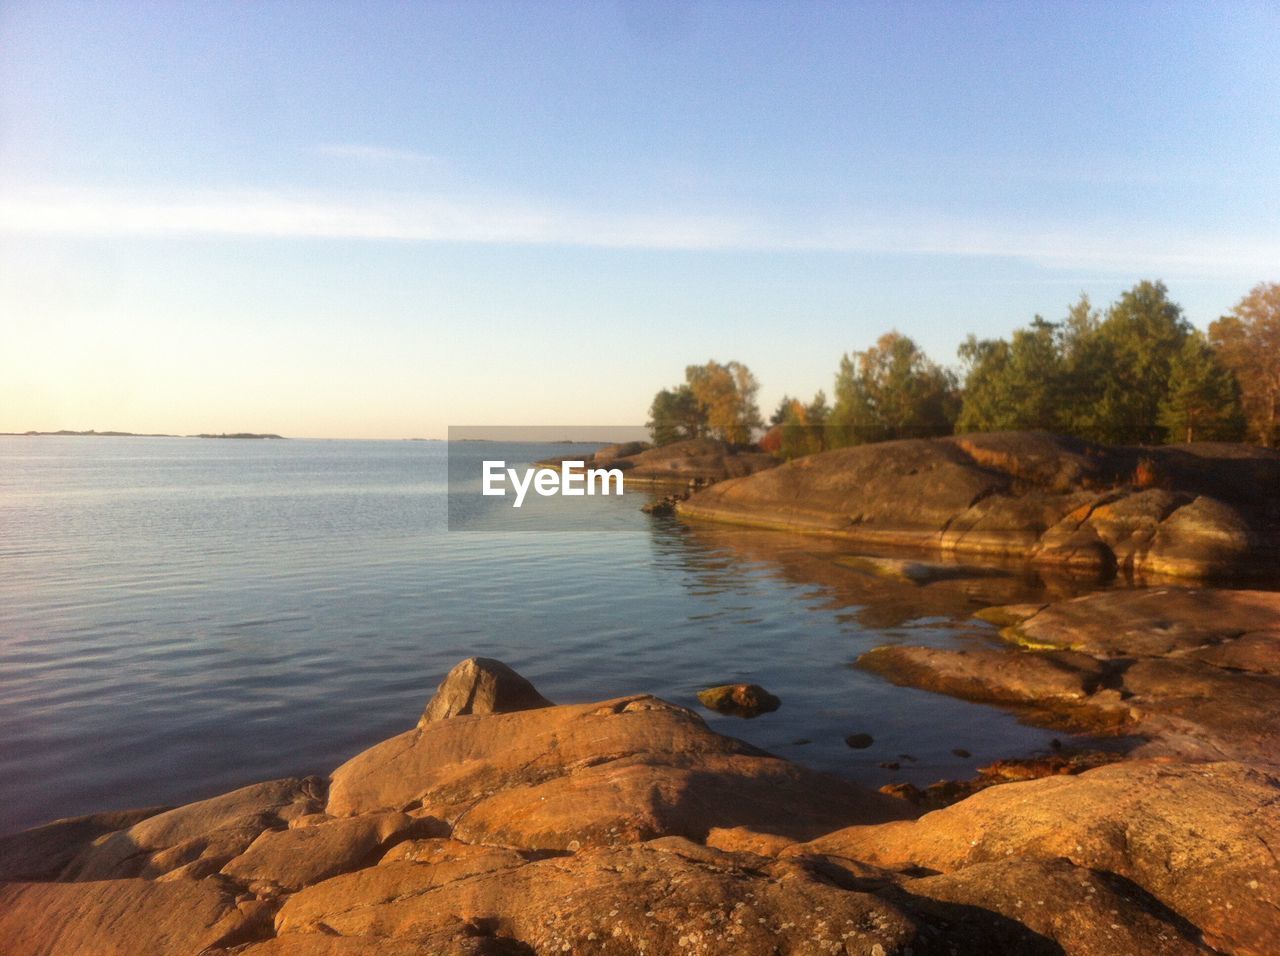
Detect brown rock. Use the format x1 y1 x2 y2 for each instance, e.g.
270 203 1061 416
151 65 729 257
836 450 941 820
0 877 252 956
329 695 909 847
220 811 427 891
788 759 1280 956
895 858 1208 955
677 432 1280 579
0 805 167 882
62 776 326 881
695 683 781 717
856 644 1106 705
620 437 778 485
1001 587 1280 658
420 657 552 724
276 837 923 953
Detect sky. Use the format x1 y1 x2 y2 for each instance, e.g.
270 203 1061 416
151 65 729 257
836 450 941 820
1 1 1277 439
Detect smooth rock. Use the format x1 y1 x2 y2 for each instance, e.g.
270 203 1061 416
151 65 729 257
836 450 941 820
61 776 326 881
220 811 426 891
0 805 167 882
420 657 552 724
330 695 909 846
0 877 252 956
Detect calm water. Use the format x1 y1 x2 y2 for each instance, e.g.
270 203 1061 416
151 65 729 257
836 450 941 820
3 436 1089 834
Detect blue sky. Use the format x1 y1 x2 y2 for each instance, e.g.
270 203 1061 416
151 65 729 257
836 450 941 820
2 1 1277 438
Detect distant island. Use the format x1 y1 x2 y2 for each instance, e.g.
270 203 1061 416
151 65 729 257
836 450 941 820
3 430 285 439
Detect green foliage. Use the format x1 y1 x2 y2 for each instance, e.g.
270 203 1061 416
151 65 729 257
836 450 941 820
647 361 763 446
778 390 831 459
1157 333 1245 443
1210 282 1280 446
1065 281 1192 443
829 332 958 445
956 317 1065 433
646 385 702 446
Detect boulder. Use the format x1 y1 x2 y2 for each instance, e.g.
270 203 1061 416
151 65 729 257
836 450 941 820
61 776 326 881
695 683 781 718
329 694 909 846
420 657 552 724
787 760 1280 956
0 877 253 956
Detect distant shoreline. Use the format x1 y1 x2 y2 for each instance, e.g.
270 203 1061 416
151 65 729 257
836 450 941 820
2 430 286 440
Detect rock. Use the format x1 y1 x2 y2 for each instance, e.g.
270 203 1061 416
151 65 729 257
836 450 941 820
275 838 924 953
997 587 1280 659
703 826 797 857
788 759 1280 956
893 858 1208 955
833 554 1004 584
220 811 428 891
619 437 778 485
0 805 168 882
845 733 874 749
695 683 781 718
677 432 1280 579
0 877 253 956
330 694 909 847
856 644 1107 706
61 776 326 881
420 657 552 724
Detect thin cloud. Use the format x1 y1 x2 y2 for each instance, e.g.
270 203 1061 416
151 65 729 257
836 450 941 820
0 184 1274 277
316 143 440 164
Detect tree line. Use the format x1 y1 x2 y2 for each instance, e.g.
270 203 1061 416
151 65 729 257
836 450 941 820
646 280 1280 453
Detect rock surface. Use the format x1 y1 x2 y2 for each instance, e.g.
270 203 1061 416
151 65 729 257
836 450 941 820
420 657 553 724
696 683 781 718
546 437 778 486
3 656 1277 955
789 759 1280 956
678 431 1280 580
858 587 1280 762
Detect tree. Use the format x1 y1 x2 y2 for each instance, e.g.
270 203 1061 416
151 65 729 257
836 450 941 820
956 317 1065 433
1210 282 1280 446
1064 280 1191 444
829 332 958 445
777 390 831 459
1157 333 1245 443
769 395 797 427
685 360 763 445
646 385 702 446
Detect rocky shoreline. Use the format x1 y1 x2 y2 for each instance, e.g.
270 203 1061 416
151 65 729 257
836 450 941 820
677 431 1280 581
3 633 1278 955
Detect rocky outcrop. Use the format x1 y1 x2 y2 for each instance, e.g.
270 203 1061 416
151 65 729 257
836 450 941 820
858 587 1280 762
3 658 1276 955
677 431 1280 580
420 657 552 724
787 760 1280 956
546 438 778 487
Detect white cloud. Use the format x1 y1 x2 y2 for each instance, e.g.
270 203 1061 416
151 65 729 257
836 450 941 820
0 183 1274 277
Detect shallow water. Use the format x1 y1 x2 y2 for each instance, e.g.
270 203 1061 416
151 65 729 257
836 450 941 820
4 436 1096 834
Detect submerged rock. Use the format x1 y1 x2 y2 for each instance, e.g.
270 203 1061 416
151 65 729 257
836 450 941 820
420 656 552 724
695 683 781 718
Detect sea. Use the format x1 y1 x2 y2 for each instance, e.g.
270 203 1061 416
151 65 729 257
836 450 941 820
2 435 1105 834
